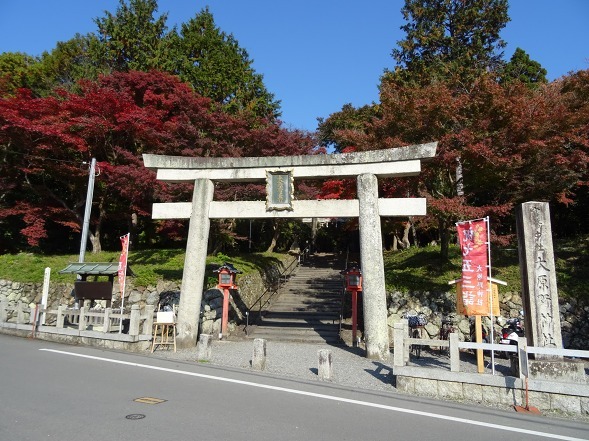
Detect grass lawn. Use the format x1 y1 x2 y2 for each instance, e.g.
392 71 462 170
0 237 586 300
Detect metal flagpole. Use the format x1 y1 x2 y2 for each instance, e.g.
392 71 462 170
486 216 496 375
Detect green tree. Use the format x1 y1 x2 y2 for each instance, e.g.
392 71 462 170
389 0 509 87
173 7 280 119
90 0 172 72
500 47 547 88
0 52 41 96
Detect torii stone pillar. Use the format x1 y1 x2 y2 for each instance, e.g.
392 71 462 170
358 173 389 360
176 178 214 348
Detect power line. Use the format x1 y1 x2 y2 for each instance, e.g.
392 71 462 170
4 148 89 165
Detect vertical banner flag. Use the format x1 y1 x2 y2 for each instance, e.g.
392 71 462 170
456 219 489 316
118 233 130 298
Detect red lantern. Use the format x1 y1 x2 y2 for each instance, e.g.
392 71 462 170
213 263 241 338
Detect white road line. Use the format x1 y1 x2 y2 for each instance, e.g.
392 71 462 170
40 348 586 441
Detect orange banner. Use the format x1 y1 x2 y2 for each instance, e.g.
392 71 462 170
456 219 489 316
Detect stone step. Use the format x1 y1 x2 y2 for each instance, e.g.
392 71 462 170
249 327 341 344
263 311 338 320
247 253 345 344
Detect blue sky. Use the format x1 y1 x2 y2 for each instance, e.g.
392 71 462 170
1 1 587 132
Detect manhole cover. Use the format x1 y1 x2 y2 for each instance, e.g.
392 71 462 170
126 414 146 420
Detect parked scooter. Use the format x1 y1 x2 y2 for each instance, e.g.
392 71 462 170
499 316 525 359
469 317 489 344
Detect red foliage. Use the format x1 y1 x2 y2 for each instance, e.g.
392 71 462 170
0 70 316 250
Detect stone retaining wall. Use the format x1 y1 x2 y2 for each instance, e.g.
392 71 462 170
386 289 589 349
2 257 587 347
0 254 296 337
394 365 589 415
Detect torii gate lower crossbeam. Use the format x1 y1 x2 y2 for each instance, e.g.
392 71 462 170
143 142 437 359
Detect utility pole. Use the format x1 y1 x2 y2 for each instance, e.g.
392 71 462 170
79 158 96 264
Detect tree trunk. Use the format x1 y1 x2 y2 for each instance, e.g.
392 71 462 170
266 220 280 253
89 198 105 253
456 156 464 197
439 217 450 261
409 217 418 247
402 221 411 249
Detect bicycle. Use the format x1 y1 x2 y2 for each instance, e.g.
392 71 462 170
404 312 427 359
438 315 455 356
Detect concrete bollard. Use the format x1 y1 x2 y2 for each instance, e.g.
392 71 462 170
318 349 333 381
196 334 213 362
252 338 267 371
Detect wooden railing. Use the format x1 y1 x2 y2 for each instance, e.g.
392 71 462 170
392 319 589 377
0 300 154 340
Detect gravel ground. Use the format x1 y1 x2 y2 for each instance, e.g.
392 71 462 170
147 338 589 422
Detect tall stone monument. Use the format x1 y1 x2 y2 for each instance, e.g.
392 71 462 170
516 201 563 351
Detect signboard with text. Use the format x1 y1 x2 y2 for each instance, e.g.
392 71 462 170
456 219 490 316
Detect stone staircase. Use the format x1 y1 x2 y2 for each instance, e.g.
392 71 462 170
248 253 345 344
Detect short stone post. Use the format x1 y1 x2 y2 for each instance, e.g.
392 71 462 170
0 300 7 323
449 333 460 372
56 305 65 328
78 306 87 330
252 338 267 371
129 305 141 336
393 322 405 367
196 334 213 362
318 349 333 381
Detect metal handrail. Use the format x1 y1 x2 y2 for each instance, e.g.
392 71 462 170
244 256 300 334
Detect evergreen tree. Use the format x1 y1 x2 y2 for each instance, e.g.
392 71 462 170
173 8 280 119
90 0 171 72
389 0 510 87
500 47 547 88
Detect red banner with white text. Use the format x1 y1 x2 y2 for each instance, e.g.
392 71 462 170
456 219 489 316
118 234 130 298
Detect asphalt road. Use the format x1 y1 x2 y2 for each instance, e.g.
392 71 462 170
1 334 587 441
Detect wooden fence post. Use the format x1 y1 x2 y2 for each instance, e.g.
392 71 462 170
78 306 86 330
56 306 65 328
142 305 155 335
129 305 140 336
449 332 460 372
103 308 111 333
393 321 405 367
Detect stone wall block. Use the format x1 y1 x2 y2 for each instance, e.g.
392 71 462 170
437 381 463 400
462 384 483 403
414 378 438 397
551 393 581 414
395 376 415 393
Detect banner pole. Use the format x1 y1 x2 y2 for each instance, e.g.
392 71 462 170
486 217 496 375
118 233 130 334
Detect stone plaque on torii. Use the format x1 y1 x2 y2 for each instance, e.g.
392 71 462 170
143 142 437 360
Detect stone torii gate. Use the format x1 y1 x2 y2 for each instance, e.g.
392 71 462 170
143 141 437 360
